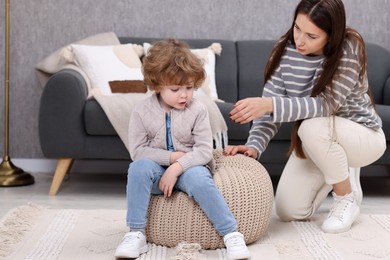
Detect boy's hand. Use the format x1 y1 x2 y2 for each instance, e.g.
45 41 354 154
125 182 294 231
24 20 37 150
159 162 183 198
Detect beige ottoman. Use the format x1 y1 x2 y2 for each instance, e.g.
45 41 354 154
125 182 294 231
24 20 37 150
145 149 274 249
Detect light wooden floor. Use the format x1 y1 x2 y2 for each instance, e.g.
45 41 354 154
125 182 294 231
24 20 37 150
1 171 390 218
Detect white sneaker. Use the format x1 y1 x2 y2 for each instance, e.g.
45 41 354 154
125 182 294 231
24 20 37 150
223 232 251 260
115 231 148 258
349 167 362 206
321 192 360 233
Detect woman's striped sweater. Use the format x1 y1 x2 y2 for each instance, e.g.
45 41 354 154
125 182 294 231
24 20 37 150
246 38 382 158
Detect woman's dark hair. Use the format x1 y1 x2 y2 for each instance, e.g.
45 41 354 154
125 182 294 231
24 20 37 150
264 0 372 158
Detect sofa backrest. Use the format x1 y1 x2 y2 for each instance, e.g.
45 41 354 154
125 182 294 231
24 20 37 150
366 43 390 105
119 37 238 103
236 40 276 99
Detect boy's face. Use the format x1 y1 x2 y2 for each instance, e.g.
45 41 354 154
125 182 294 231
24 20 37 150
158 84 195 111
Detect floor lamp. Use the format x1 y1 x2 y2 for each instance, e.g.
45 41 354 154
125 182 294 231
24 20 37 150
0 0 34 186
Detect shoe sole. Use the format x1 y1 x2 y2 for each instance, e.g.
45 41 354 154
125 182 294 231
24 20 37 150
321 207 360 234
114 245 148 258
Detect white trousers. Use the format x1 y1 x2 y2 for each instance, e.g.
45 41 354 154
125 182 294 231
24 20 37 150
275 116 386 221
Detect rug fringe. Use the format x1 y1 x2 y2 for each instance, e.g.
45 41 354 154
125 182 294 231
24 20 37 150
0 203 45 259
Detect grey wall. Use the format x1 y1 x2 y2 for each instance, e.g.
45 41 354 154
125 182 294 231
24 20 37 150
0 0 389 159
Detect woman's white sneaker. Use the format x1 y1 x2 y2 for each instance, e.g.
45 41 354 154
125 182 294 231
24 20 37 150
115 231 148 258
223 232 251 260
321 192 360 233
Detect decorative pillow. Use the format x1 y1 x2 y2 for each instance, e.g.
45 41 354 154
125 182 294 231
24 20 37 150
143 42 222 101
71 44 144 95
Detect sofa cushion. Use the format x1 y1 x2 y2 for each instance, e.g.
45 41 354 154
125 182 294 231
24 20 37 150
373 105 390 165
366 43 390 105
84 100 117 135
191 45 220 101
215 102 250 143
377 104 390 141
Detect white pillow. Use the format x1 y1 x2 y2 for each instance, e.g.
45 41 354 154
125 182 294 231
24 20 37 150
143 42 222 101
71 44 144 95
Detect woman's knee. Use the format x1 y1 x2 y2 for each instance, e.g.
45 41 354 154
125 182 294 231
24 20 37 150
275 194 295 221
298 118 326 144
275 192 314 221
275 204 298 222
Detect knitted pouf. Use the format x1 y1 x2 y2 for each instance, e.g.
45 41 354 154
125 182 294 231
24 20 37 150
145 149 274 249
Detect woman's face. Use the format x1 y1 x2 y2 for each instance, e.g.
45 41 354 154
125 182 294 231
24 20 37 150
293 13 329 55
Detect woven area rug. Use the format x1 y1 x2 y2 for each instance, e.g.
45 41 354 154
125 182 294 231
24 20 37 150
1 204 390 260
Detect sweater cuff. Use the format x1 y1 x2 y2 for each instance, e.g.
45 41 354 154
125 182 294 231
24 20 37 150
176 157 190 172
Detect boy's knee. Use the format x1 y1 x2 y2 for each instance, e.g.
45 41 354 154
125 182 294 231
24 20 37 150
128 159 155 177
180 168 213 194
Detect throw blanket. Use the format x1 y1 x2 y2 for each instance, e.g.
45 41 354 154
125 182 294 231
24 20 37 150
34 32 228 150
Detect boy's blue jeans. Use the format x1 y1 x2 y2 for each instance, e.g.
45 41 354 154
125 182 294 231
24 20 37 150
126 159 237 236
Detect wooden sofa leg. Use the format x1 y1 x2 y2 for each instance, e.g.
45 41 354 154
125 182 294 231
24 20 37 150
49 158 74 196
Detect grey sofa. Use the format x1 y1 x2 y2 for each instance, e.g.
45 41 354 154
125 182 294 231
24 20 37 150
39 37 390 195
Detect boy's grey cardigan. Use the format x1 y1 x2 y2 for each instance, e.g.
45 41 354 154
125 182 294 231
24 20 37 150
129 93 215 172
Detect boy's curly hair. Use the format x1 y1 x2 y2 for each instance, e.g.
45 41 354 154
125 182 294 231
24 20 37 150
142 38 206 92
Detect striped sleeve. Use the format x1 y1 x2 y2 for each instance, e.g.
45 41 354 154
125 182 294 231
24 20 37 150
271 96 325 122
245 68 285 158
245 45 326 156
246 116 281 159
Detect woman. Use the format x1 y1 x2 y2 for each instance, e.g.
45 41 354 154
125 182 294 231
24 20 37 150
224 0 386 233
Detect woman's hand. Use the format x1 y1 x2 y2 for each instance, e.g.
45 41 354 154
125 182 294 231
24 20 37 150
229 97 273 124
223 145 258 159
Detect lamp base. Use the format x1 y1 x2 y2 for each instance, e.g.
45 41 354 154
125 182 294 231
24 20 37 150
0 158 34 186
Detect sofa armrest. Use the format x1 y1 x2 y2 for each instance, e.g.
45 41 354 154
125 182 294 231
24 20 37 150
39 69 88 158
